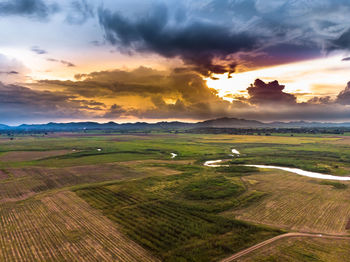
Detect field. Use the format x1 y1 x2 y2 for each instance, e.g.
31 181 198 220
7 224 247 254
0 191 156 261
74 170 281 261
225 169 350 234
237 237 350 261
0 132 349 261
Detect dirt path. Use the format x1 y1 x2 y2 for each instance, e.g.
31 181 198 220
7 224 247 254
220 232 350 262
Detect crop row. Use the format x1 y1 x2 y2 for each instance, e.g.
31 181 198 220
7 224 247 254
0 191 157 262
76 184 281 261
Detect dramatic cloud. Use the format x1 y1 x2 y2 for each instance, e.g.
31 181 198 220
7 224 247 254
5 63 350 123
336 82 350 105
39 66 235 119
329 28 350 51
0 0 58 19
34 66 350 122
0 81 105 124
4 1 350 123
247 79 297 105
98 4 258 77
94 0 350 76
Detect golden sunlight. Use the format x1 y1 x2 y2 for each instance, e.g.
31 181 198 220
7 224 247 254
206 55 350 102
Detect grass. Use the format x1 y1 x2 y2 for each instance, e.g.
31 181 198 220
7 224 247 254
0 132 350 261
226 169 350 234
319 181 348 189
238 237 350 262
74 171 282 261
182 176 245 200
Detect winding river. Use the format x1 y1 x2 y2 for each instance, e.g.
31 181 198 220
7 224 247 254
203 149 350 181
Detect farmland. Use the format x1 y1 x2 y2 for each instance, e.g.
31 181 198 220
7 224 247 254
74 171 282 261
0 132 349 261
226 169 350 234
236 237 350 262
0 191 156 261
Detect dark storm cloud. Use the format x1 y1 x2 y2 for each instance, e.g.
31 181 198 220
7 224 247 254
329 28 350 51
247 79 296 105
98 4 258 76
95 0 350 74
0 82 104 123
94 0 350 74
31 46 47 55
0 0 58 19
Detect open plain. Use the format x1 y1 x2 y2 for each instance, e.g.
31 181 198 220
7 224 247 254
0 132 349 261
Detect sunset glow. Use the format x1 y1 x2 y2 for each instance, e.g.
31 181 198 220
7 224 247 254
2 0 350 124
207 55 350 102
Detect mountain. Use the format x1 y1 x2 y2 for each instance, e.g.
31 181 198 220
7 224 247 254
2 118 350 132
198 117 266 127
15 121 195 131
0 124 10 130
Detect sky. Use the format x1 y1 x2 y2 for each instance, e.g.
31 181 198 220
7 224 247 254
2 0 350 125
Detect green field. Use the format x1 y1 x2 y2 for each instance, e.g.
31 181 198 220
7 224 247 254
0 132 349 261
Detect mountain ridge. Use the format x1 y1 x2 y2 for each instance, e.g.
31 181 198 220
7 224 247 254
2 117 350 131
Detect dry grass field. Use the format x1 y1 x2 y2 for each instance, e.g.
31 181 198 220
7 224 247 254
0 190 157 262
237 236 350 262
226 169 350 234
0 160 184 202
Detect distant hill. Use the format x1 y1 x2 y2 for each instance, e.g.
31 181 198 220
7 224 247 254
2 117 350 132
14 121 195 131
0 124 10 130
198 117 266 127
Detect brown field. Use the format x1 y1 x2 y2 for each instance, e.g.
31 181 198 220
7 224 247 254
0 160 188 202
0 191 158 262
0 150 73 162
0 163 141 201
237 236 350 262
225 169 350 234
